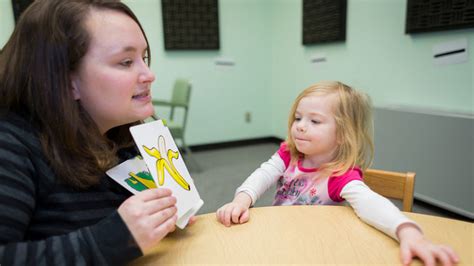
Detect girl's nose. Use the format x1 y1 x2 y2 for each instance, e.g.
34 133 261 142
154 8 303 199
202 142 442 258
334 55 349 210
296 123 306 132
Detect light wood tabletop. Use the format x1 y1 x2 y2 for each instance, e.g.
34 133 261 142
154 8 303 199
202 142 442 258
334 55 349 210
131 205 473 265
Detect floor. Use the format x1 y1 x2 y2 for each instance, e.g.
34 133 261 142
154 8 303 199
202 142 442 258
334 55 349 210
186 142 471 222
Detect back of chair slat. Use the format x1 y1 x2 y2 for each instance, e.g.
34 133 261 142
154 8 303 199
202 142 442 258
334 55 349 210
363 169 416 212
171 79 191 107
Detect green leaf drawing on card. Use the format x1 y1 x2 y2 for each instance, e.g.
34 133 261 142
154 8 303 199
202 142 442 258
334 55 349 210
125 171 156 191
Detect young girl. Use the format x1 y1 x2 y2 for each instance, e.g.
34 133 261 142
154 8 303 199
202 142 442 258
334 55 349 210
217 81 458 265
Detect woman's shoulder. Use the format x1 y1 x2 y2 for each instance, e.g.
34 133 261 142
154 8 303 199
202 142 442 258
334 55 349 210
0 109 33 131
0 111 41 153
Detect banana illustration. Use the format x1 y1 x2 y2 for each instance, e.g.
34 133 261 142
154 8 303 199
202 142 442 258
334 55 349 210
143 135 191 191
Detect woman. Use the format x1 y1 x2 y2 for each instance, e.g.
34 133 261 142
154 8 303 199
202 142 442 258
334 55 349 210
0 0 177 264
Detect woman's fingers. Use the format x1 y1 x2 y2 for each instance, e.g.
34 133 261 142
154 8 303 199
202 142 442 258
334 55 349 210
136 188 172 201
118 188 179 253
150 214 178 241
148 206 178 228
143 196 177 215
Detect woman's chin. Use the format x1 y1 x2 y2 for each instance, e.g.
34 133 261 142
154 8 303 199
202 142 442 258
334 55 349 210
138 107 155 120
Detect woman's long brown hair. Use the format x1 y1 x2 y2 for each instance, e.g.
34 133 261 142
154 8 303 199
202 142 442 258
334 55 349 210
0 0 151 188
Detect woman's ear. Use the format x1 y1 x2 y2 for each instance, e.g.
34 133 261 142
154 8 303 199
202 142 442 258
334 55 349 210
70 75 81 100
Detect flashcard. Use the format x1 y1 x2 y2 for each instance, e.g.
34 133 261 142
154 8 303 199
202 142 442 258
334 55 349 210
129 120 204 229
106 156 157 194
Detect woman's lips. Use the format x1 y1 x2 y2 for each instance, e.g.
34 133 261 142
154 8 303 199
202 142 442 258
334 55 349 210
132 91 151 102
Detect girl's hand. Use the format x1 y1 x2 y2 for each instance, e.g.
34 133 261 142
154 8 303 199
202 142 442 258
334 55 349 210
397 223 459 266
118 188 178 254
216 192 252 227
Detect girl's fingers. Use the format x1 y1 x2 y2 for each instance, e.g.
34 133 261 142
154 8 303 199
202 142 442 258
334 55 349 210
400 244 413 265
440 245 459 263
434 248 452 266
239 209 249 224
412 245 436 266
231 207 242 224
223 207 232 226
216 208 224 223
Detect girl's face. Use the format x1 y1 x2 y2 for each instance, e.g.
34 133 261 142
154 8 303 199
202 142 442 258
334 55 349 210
71 9 155 134
290 93 339 165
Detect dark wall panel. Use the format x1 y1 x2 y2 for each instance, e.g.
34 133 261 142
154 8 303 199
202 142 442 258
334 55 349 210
12 0 34 23
162 0 220 50
302 0 347 45
406 0 474 33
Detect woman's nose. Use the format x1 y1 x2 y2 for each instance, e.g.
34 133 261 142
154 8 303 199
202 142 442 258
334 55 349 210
139 64 156 84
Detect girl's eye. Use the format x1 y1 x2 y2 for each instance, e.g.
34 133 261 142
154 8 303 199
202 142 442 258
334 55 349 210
142 56 149 64
294 117 301 121
311 120 320 124
120 59 133 67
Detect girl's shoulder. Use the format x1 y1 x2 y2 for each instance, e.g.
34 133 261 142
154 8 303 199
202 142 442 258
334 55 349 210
331 167 363 183
276 142 291 168
327 167 363 201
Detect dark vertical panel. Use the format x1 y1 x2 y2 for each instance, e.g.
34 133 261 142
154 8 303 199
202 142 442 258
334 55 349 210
406 0 474 34
162 0 220 50
302 0 347 45
11 0 34 24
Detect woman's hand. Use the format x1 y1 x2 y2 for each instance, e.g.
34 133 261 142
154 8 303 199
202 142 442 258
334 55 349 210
118 188 178 254
216 192 252 227
397 223 459 266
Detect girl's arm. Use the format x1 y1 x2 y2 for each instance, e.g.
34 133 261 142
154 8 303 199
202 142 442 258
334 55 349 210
341 180 459 265
339 180 419 240
235 152 286 206
217 152 286 226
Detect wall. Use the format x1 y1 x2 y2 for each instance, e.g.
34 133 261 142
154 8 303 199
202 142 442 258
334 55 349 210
268 0 473 138
374 107 473 218
1 0 472 144
0 0 15 46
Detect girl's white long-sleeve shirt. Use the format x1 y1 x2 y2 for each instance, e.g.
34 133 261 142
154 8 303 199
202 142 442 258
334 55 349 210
236 143 420 241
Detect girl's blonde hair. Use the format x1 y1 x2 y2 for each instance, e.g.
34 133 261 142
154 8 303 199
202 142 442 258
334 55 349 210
286 81 374 177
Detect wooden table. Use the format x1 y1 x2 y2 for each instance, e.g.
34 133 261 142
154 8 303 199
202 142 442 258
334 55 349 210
131 205 473 265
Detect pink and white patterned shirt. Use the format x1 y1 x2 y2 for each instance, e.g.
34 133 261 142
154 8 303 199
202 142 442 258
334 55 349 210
273 143 363 206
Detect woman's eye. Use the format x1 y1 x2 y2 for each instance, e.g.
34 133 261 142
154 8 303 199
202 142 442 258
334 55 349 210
311 120 320 124
294 117 301 121
120 59 133 67
142 56 149 64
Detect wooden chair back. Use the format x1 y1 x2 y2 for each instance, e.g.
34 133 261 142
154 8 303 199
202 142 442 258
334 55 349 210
363 168 416 212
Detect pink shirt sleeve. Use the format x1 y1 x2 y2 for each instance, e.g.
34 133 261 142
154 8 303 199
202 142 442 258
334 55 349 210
328 167 363 202
276 142 291 168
